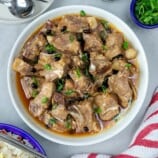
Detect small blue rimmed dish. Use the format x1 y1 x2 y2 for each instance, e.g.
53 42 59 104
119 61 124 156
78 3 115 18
130 0 158 29
0 123 47 156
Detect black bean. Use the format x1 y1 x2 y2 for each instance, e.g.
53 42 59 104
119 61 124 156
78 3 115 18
31 68 37 73
46 29 52 35
83 126 89 132
61 26 67 32
31 83 38 89
54 56 60 61
112 70 119 74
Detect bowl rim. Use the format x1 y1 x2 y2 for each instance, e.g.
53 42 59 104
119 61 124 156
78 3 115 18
7 5 149 146
0 123 46 155
130 0 158 29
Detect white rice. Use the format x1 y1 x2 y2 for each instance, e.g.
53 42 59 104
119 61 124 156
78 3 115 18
0 130 36 158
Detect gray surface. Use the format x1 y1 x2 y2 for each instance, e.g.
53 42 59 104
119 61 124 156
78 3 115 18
0 0 157 157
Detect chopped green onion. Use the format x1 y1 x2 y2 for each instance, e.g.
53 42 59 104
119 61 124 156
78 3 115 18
75 67 81 78
56 79 65 92
45 44 56 53
65 115 72 129
52 103 58 110
32 77 38 86
69 34 75 42
32 90 38 98
100 19 109 29
41 96 49 104
102 45 107 51
44 64 52 70
54 53 62 59
93 107 102 114
125 63 132 69
101 85 107 93
122 41 129 50
81 53 88 62
135 0 158 25
49 118 57 125
64 89 74 96
80 10 86 17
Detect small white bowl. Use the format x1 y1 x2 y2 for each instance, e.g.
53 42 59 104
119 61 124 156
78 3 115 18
7 5 149 146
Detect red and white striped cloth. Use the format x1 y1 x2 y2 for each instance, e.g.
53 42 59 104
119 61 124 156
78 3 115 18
71 88 158 158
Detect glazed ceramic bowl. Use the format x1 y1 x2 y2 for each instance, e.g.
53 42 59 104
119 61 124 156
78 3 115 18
0 123 46 155
130 0 158 29
7 5 149 146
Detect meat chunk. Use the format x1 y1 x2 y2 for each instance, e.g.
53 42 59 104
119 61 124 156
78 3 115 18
108 70 132 108
36 53 70 81
12 58 33 76
89 52 112 76
29 82 55 117
22 33 47 62
20 76 43 99
47 33 80 54
94 93 120 121
112 58 127 71
71 55 84 68
69 69 93 94
105 32 124 60
87 17 98 30
53 92 65 105
59 15 89 33
83 33 103 52
69 99 100 133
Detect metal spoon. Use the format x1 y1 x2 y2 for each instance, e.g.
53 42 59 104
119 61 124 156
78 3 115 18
0 0 34 18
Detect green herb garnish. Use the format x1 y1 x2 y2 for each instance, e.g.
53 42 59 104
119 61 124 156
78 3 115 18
32 90 38 98
64 89 74 96
100 19 109 29
75 67 81 78
102 45 107 51
80 10 86 17
56 79 65 92
101 85 107 93
52 103 58 110
122 41 129 50
49 118 57 125
44 64 52 70
125 63 132 69
94 107 102 114
69 34 75 42
82 53 88 62
135 0 158 25
41 96 49 104
65 115 72 129
54 53 62 59
45 44 56 53
32 77 38 86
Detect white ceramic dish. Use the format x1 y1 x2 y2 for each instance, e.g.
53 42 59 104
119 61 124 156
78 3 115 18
0 0 54 24
7 5 149 146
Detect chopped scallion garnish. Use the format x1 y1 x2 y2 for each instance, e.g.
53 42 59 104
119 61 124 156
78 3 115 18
93 107 102 114
64 89 74 96
122 41 129 50
75 67 81 78
45 44 56 53
44 64 52 70
41 96 49 104
69 34 75 42
80 10 86 17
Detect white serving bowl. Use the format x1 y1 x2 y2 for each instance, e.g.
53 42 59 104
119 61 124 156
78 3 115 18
7 5 149 146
